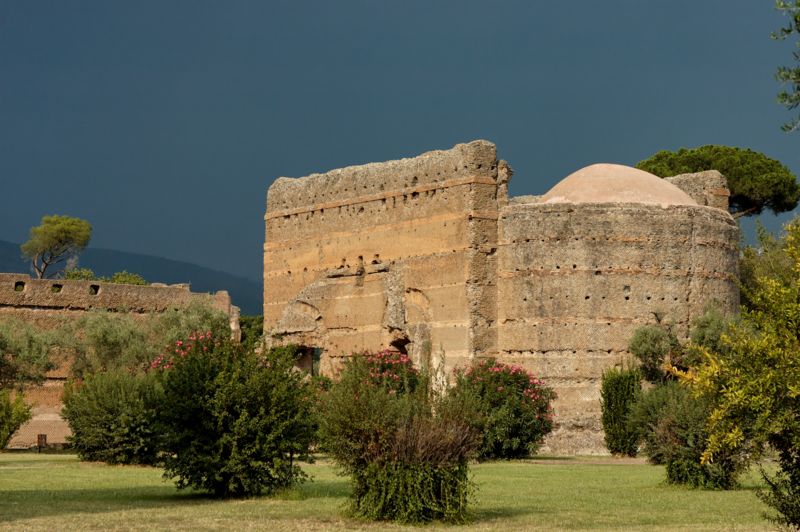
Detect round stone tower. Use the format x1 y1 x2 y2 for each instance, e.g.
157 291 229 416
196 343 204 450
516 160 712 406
496 163 739 454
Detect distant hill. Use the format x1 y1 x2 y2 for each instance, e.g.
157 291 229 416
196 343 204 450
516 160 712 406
0 240 262 315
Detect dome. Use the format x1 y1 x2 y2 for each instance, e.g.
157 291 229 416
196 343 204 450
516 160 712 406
539 163 698 207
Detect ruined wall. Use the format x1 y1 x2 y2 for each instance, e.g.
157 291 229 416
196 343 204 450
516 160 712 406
665 170 730 211
264 140 506 374
0 273 240 448
263 141 740 455
496 202 738 453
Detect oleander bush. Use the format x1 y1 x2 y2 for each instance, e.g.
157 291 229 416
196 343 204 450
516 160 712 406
155 333 315 497
319 350 479 523
62 370 164 465
600 368 641 456
449 358 556 460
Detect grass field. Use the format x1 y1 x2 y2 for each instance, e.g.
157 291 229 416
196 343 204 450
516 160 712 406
0 453 773 531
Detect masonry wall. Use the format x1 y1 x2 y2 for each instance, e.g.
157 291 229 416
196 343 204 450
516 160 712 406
264 140 505 373
496 202 739 453
0 273 240 448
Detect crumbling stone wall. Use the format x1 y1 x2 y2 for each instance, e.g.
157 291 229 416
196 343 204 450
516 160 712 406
0 273 240 448
264 140 506 375
264 141 739 454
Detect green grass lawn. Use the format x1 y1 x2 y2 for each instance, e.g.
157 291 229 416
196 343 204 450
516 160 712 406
0 453 772 531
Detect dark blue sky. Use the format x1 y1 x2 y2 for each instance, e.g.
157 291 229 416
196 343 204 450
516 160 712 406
1 1 798 283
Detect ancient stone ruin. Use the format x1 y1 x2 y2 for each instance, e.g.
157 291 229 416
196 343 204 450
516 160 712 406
263 140 738 454
0 273 240 448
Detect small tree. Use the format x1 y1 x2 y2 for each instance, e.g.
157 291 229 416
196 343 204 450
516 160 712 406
690 217 800 526
0 390 31 448
628 324 680 383
636 146 799 218
21 215 92 278
0 319 54 389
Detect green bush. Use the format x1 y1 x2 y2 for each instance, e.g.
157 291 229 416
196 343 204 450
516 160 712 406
62 371 164 465
0 389 31 448
65 267 148 285
156 334 315 497
449 358 555 460
628 382 743 489
600 368 641 456
238 314 263 350
319 350 478 523
628 325 679 383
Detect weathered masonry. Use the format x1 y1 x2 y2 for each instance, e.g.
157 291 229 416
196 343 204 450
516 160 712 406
0 273 241 448
263 140 738 454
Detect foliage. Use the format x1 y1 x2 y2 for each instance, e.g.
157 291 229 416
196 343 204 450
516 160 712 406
238 314 263 350
65 267 148 285
0 389 31 448
156 335 315 497
628 382 743 489
0 318 54 389
740 221 795 310
62 371 164 465
600 368 641 456
318 351 478 523
63 267 97 280
689 217 800 525
628 324 680 383
62 302 229 378
449 358 555 460
636 145 799 217
774 0 800 132
20 215 92 278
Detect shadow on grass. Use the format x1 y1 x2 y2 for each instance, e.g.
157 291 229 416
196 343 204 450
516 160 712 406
0 476 353 523
0 486 204 522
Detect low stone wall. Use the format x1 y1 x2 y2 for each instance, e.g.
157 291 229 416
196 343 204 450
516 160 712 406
1 273 241 449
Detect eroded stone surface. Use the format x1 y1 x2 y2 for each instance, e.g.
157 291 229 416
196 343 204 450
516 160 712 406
263 141 739 454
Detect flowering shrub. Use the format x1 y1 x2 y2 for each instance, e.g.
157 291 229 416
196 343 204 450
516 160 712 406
149 331 213 371
363 349 419 394
319 351 479 523
156 335 315 497
450 358 556 460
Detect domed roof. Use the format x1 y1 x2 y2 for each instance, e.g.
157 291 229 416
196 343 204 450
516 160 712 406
539 163 697 207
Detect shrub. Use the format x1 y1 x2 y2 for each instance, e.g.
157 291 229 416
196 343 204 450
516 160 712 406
628 325 679 383
0 389 31 448
62 371 164 465
449 358 555 460
600 368 641 456
65 267 148 285
238 314 264 350
156 334 315 497
628 382 743 489
319 350 478 523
